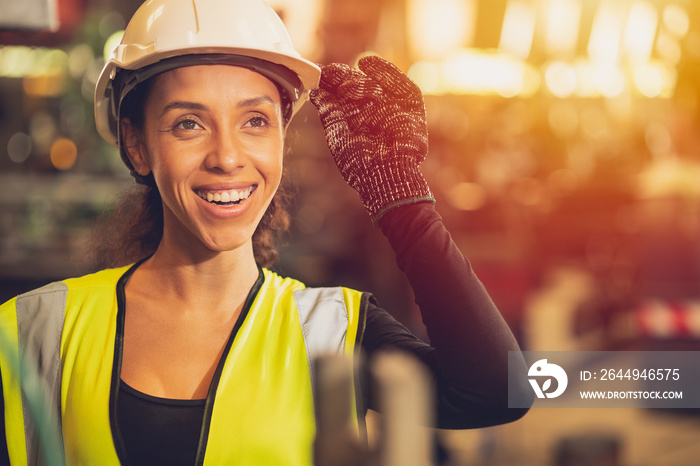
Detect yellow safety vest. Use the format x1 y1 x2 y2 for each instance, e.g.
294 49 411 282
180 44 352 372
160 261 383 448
0 264 367 465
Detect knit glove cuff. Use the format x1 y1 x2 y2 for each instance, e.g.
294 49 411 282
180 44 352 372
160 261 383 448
361 158 434 223
310 55 435 225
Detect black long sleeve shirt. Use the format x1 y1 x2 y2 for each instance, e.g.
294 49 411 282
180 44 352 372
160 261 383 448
365 202 531 428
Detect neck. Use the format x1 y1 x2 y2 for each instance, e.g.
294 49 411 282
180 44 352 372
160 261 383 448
137 235 261 316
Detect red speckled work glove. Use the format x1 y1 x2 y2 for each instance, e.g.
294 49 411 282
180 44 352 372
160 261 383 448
310 55 435 225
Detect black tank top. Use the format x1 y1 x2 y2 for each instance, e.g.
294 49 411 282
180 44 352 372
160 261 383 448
117 380 205 465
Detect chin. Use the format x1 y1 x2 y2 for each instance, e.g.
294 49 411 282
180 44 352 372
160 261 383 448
200 232 256 255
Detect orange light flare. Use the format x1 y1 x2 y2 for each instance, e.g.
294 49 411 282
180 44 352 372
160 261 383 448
404 0 686 101
500 0 537 60
50 137 78 170
407 0 476 61
543 0 582 58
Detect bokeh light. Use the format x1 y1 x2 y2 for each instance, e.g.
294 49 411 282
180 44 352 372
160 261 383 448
98 12 126 39
622 1 657 64
588 1 625 66
68 44 94 79
408 0 476 60
407 61 440 94
573 61 598 97
544 0 581 58
7 133 32 164
0 46 33 77
103 30 125 61
545 61 577 98
23 74 66 97
594 65 625 98
447 182 487 211
656 30 682 64
50 138 78 170
500 0 536 60
662 3 690 38
29 112 58 154
441 50 531 97
636 66 664 98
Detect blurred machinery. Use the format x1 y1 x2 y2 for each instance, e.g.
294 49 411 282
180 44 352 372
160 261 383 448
314 351 436 466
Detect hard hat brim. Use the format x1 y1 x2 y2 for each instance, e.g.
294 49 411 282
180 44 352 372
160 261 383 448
95 49 320 147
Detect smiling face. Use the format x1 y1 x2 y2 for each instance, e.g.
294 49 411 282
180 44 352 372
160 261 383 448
121 64 285 255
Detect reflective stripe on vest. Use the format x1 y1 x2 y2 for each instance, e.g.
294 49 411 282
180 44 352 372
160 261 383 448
294 286 367 435
295 287 350 403
16 282 67 466
0 266 365 465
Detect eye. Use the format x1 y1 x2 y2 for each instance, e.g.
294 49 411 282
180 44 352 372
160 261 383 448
174 118 203 131
245 115 270 128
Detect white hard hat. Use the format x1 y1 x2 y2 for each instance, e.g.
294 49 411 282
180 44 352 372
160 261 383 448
94 0 321 148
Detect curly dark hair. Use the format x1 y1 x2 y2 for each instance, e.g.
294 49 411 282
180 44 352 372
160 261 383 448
88 72 292 270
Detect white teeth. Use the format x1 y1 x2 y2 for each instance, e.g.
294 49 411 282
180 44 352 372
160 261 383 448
198 186 254 204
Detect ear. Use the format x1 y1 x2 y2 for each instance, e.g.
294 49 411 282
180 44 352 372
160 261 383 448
120 118 151 176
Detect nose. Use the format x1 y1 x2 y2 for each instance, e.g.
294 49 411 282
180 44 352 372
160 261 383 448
204 126 245 173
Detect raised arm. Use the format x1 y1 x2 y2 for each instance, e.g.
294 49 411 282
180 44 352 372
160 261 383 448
310 56 532 428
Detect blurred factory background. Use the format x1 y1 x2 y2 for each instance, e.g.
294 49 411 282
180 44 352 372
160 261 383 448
2 0 700 464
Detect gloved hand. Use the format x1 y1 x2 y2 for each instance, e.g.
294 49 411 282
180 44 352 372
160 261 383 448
310 55 435 225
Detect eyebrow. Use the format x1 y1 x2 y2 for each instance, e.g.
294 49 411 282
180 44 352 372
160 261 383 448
160 101 207 117
159 96 278 117
237 96 278 110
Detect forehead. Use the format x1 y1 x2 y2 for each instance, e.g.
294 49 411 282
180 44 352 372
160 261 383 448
148 64 282 105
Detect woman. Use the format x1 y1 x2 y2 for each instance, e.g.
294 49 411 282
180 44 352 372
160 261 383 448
0 0 531 464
